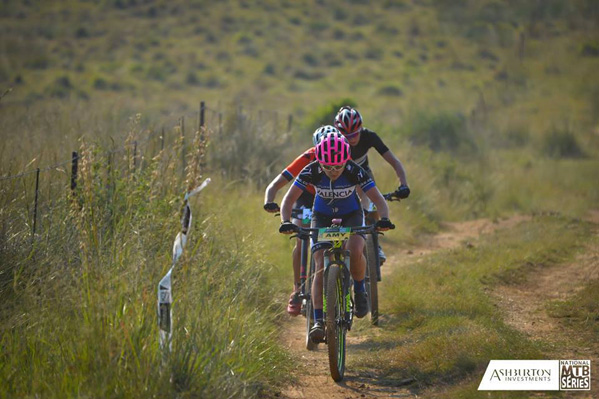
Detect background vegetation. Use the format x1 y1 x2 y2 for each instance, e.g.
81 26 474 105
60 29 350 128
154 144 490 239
1 0 598 397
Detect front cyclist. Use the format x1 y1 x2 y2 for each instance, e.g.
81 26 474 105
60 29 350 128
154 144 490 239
334 106 410 263
278 129 394 342
263 126 331 316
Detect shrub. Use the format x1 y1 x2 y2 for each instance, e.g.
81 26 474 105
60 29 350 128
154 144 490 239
364 47 384 60
293 69 325 81
263 63 276 75
45 75 73 98
303 98 358 131
333 29 345 40
581 42 599 57
406 111 476 154
186 71 200 85
75 27 90 38
378 85 403 97
302 53 319 67
93 77 109 90
541 128 585 159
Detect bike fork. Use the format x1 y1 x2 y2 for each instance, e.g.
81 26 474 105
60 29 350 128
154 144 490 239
323 250 353 330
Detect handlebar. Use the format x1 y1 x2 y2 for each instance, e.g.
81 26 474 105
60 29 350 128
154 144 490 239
382 191 402 202
272 207 313 219
290 223 382 240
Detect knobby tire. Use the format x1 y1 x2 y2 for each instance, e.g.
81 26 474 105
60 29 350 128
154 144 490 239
365 235 379 326
305 257 317 350
326 264 346 382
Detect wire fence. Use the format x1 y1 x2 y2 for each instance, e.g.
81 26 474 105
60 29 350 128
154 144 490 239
0 101 296 254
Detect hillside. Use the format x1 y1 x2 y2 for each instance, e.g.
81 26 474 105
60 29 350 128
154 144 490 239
1 1 598 398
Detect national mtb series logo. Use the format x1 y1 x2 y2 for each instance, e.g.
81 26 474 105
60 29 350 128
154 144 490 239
560 360 591 390
478 360 591 391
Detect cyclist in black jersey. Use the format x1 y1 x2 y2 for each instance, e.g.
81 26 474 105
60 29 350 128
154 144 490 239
334 106 410 263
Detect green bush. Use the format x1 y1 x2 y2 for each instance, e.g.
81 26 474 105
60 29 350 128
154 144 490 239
303 98 358 132
378 85 404 97
44 75 73 98
581 42 599 57
406 111 476 154
541 128 585 159
93 77 109 90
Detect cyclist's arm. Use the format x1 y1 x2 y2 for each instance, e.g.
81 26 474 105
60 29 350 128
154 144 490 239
381 150 408 187
280 185 303 222
365 187 389 219
264 174 289 204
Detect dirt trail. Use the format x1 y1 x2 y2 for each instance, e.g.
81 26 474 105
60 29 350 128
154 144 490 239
493 210 599 397
277 213 598 398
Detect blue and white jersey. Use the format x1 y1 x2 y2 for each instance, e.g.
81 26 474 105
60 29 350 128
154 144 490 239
294 160 375 216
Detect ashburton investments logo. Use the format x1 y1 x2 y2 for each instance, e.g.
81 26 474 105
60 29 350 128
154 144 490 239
478 360 591 391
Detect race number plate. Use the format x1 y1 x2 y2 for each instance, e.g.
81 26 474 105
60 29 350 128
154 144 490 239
318 227 352 242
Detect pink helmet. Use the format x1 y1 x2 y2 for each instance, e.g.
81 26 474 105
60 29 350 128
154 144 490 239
334 106 363 136
315 128 351 166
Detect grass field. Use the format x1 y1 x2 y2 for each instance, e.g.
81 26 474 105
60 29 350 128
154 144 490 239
1 1 598 397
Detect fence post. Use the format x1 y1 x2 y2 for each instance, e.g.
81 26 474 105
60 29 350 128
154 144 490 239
71 151 78 191
32 168 40 242
287 114 293 132
200 101 205 129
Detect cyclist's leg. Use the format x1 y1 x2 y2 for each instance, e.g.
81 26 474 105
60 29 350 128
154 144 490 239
341 209 367 282
309 247 326 341
347 235 366 281
348 234 369 318
288 193 315 316
311 248 325 310
286 234 303 316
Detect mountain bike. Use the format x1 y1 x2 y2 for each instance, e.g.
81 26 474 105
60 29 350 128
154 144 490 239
293 221 384 382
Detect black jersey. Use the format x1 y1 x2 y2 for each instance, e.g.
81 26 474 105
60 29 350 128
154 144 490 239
351 128 389 168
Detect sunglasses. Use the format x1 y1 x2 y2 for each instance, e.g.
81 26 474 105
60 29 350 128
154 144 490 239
343 129 361 139
321 163 346 171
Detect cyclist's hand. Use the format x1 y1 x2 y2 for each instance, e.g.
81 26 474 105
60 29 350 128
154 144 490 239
264 202 280 213
397 185 410 199
279 221 298 234
375 218 395 231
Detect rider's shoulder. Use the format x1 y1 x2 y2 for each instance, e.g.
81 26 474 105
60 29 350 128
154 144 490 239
304 146 316 158
344 160 363 173
361 127 377 135
303 160 321 174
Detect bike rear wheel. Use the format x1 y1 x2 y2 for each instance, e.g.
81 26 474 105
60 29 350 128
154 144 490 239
305 257 317 351
364 235 379 326
325 264 347 382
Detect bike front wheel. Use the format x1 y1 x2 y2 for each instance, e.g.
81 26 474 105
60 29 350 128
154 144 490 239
325 264 347 382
